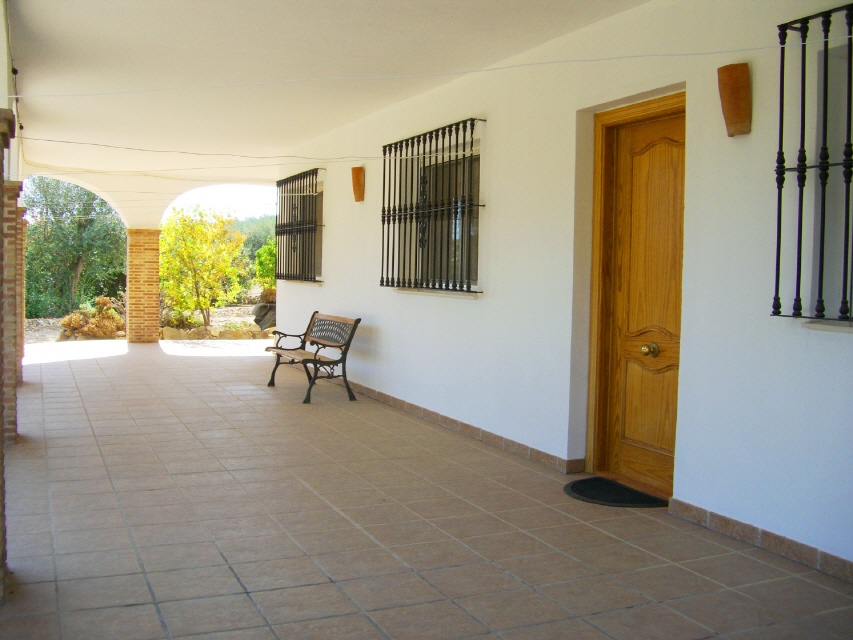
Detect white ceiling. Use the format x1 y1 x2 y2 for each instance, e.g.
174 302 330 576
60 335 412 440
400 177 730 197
7 0 646 226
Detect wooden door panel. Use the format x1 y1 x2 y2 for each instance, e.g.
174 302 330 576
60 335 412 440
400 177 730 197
622 359 679 451
592 94 685 498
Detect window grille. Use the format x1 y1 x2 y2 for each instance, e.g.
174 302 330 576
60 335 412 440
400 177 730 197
380 118 483 292
773 3 853 320
276 169 323 282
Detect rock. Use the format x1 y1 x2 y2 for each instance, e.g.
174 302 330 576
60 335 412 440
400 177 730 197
187 327 212 340
252 303 276 330
218 329 252 340
161 327 186 340
209 326 221 337
116 331 126 338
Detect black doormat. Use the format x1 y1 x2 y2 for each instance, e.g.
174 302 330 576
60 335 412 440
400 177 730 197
563 477 668 508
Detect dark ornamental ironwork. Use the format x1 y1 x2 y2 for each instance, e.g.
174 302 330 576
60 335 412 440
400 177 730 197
773 4 853 320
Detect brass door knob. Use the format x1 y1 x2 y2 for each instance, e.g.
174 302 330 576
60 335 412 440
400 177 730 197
640 343 660 357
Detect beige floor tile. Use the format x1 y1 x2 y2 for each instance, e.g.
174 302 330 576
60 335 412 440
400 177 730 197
616 564 721 601
500 618 612 640
148 565 244 601
138 541 226 572
292 527 379 555
630 531 731 563
367 520 449 547
497 552 601 586
160 594 269 636
736 576 853 617
457 587 570 630
232 556 330 591
273 614 384 639
591 514 681 541
274 508 352 534
463 531 554 561
253 583 358 624
668 589 788 634
496 506 578 530
339 572 445 611
6 554 57 584
370 600 488 639
217 534 305 563
422 562 522 598
132 522 211 547
431 513 517 539
540 575 650 616
391 539 484 571
341 503 420 526
313 548 409 581
55 548 142 580
568 542 667 574
0 580 58 616
61 604 165 640
682 552 789 587
0 613 61 640
53 527 133 555
725 619 838 639
58 573 152 611
529 523 619 551
173 627 278 640
586 603 712 640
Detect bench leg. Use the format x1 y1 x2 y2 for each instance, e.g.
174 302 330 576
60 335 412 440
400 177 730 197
341 362 357 401
267 356 282 387
302 364 320 404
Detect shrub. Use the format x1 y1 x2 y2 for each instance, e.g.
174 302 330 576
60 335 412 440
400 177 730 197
59 296 125 339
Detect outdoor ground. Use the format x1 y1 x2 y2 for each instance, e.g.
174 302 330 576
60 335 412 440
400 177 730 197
24 305 260 344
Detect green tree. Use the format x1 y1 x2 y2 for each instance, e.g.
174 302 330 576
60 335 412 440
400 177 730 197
22 176 127 318
254 238 277 290
160 207 246 326
231 215 274 262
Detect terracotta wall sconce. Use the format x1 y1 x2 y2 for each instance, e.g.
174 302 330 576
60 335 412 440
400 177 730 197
351 166 365 202
717 62 752 137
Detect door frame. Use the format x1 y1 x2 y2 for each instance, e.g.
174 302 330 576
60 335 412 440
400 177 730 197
585 91 686 481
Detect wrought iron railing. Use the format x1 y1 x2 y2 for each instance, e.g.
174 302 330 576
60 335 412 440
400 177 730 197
773 3 853 319
381 118 483 292
275 169 323 282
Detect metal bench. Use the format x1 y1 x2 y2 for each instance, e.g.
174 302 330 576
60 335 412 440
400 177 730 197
264 311 361 404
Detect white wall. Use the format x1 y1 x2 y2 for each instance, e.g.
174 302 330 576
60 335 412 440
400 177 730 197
279 0 852 562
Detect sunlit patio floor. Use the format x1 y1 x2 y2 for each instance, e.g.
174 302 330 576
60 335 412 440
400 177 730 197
1 340 851 639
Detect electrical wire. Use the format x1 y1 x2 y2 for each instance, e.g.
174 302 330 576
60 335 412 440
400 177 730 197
3 39 847 100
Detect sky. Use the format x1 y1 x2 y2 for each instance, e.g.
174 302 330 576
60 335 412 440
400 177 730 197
168 184 276 220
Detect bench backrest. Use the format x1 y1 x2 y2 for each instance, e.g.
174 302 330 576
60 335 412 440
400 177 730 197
306 312 361 351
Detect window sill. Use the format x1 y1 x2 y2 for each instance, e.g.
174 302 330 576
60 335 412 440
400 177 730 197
802 319 853 334
392 287 482 299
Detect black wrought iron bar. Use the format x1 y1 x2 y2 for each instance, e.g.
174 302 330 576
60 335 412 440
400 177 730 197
426 131 436 289
843 8 853 317
792 19 810 317
464 120 475 291
779 3 853 28
381 146 387 286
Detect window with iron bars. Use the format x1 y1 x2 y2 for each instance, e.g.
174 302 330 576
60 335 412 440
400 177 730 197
381 118 483 292
773 3 853 321
275 169 323 282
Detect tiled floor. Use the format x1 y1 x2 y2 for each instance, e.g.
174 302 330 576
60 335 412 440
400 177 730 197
2 341 852 639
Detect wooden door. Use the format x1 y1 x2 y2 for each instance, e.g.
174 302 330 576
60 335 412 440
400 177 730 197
589 94 685 498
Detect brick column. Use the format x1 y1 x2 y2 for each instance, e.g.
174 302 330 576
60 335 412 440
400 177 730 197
2 182 22 443
16 215 25 382
0 107 16 608
126 229 161 343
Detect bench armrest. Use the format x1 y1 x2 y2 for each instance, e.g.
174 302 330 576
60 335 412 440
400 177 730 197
271 330 306 349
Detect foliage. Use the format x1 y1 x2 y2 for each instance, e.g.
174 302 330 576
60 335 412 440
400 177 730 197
254 238 277 290
159 206 246 326
23 176 127 318
230 215 274 262
59 296 125 339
